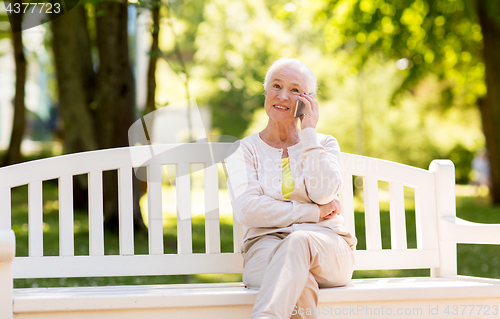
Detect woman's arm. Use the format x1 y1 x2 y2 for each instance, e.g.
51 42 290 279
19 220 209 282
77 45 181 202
299 128 342 205
227 142 320 228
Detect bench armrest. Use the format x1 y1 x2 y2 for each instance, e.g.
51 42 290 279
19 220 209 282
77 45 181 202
441 216 500 244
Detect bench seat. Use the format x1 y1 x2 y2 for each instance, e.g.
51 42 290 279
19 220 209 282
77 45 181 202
13 276 500 319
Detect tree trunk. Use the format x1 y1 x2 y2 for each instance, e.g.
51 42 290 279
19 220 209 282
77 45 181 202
477 1 500 205
51 4 97 154
95 0 143 231
51 4 97 208
133 4 160 231
145 4 159 115
2 0 26 167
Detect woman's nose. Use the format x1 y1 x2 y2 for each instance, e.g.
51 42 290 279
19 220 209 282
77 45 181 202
277 90 289 100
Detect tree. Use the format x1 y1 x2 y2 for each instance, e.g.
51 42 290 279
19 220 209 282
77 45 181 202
51 1 146 231
145 1 160 116
93 0 137 230
2 0 26 166
477 1 500 204
51 4 97 154
308 0 500 203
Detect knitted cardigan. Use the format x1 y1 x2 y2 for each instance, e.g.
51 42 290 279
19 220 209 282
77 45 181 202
227 127 357 251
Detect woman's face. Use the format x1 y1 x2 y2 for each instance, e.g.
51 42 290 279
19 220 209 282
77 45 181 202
264 67 308 124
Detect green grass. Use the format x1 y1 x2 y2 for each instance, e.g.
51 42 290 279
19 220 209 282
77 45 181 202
10 183 500 288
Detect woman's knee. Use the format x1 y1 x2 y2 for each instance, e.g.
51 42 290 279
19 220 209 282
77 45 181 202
286 231 312 250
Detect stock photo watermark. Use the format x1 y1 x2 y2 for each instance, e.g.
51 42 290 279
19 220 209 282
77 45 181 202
127 98 239 220
3 0 79 32
290 303 499 317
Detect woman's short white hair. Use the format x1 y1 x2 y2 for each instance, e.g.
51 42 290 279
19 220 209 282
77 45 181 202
264 58 317 94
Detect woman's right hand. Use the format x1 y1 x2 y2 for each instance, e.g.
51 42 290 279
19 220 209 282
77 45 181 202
318 198 341 220
298 93 319 130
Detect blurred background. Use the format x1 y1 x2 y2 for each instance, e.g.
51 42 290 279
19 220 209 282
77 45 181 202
1 0 499 286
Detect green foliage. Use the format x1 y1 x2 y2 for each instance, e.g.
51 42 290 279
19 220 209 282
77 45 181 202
156 0 206 64
314 0 488 109
192 0 289 137
0 2 12 52
448 143 474 184
155 0 311 138
244 53 483 169
153 0 490 153
238 0 489 168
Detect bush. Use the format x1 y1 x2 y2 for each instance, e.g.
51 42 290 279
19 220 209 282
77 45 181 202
448 144 475 184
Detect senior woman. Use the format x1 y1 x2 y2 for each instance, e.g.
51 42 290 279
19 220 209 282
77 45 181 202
227 58 357 319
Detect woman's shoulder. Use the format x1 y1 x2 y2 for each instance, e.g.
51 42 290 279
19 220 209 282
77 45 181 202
315 132 339 147
239 132 261 149
241 132 260 143
230 133 261 158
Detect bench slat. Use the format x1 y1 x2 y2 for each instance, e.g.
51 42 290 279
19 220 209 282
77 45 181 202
221 160 243 254
355 249 440 270
58 175 74 256
389 181 407 250
176 163 193 254
340 172 355 236
12 254 244 278
11 248 440 279
147 164 163 255
0 188 11 229
89 171 105 256
0 149 428 189
415 187 439 250
204 163 220 254
363 176 382 251
0 144 236 189
233 215 243 254
28 181 43 257
341 153 435 190
118 167 134 256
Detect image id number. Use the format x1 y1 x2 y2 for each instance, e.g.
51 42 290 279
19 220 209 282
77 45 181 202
5 2 61 14
444 304 498 316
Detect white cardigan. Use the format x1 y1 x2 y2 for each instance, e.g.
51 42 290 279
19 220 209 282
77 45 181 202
227 127 357 251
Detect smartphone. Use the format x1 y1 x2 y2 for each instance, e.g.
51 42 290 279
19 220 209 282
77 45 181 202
294 100 306 118
294 93 315 118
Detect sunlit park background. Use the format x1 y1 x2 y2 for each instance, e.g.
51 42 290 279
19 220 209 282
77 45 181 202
1 0 500 288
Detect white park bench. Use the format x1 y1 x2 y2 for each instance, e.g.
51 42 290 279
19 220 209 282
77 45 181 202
0 142 499 319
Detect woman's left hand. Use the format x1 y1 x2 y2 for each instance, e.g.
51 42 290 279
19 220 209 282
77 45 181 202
298 93 319 130
318 198 341 220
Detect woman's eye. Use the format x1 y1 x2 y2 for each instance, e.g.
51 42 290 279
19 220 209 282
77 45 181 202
273 84 281 89
292 88 299 92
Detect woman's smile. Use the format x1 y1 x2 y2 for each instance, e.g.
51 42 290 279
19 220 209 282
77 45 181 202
273 104 290 111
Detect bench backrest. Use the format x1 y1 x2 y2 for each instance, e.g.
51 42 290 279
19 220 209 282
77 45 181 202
0 143 452 279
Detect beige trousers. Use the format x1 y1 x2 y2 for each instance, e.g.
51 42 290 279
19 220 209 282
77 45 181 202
242 228 355 319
